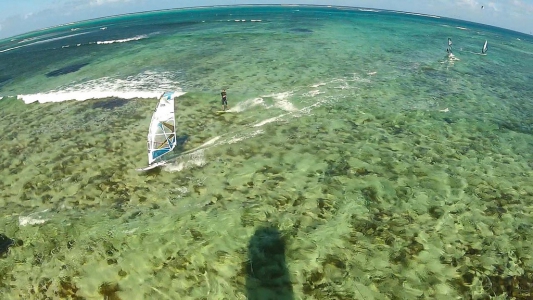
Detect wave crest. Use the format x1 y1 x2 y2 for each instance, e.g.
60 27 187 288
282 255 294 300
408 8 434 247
96 34 148 45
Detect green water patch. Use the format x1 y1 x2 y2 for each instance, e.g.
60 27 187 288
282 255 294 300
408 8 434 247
1 6 533 299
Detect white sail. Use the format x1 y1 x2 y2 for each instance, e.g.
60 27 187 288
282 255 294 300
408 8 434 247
147 92 176 165
482 40 488 54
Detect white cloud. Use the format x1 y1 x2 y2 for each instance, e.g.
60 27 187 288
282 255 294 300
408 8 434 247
487 2 499 11
457 0 480 8
90 0 132 6
511 0 533 13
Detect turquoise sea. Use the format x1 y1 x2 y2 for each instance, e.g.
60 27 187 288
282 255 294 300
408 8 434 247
1 5 533 299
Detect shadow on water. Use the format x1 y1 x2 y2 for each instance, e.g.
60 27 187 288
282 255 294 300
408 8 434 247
174 134 189 153
0 234 14 258
245 226 294 300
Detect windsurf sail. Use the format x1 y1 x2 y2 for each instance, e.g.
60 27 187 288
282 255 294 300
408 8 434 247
482 40 488 54
147 92 176 165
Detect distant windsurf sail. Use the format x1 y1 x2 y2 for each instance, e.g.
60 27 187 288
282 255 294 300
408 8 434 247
482 40 488 54
446 38 453 54
147 92 176 165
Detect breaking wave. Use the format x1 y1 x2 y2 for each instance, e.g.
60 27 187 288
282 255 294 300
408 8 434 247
17 70 183 104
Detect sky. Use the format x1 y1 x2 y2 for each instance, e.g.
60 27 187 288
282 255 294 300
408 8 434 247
0 0 532 39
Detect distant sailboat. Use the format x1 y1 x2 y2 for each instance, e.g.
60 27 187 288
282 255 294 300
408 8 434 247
481 40 488 54
137 92 177 171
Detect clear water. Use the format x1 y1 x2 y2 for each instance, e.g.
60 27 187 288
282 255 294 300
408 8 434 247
1 5 532 299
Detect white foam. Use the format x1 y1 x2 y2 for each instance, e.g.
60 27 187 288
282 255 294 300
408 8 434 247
227 129 264 144
17 38 35 43
310 82 326 88
18 90 171 103
0 32 91 53
18 70 185 104
166 149 207 172
19 210 49 226
198 136 221 148
251 20 262 22
392 11 440 18
253 116 281 127
97 34 147 44
264 92 298 111
123 228 138 234
175 187 189 194
166 128 265 173
456 27 468 30
304 90 323 97
227 97 266 112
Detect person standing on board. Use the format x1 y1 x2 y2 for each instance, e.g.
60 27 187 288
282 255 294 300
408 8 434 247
221 89 228 111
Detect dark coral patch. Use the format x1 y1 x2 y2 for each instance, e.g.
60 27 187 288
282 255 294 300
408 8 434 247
290 28 313 33
46 63 89 77
92 98 129 110
0 75 12 87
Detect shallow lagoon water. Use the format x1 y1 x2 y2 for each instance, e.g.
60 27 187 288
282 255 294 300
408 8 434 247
1 5 533 299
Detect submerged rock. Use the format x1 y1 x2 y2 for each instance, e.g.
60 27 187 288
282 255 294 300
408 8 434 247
0 234 14 257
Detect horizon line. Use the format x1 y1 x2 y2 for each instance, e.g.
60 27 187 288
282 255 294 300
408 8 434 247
1 4 532 42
